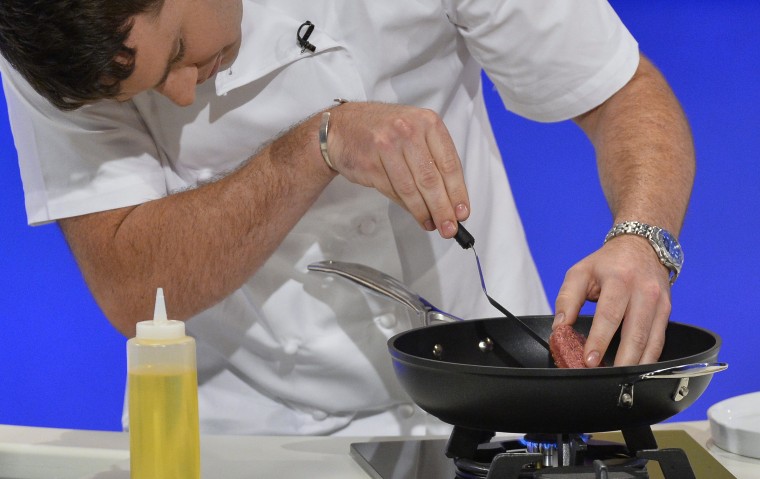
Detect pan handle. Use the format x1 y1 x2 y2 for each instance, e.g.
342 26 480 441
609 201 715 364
618 362 728 408
307 260 461 326
635 362 728 381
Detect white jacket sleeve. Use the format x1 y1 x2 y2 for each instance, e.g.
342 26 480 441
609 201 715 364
444 0 640 122
1 56 167 225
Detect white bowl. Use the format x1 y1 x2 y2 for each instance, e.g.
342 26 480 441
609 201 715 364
708 391 760 459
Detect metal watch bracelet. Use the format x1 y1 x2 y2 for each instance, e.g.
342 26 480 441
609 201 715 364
604 220 683 285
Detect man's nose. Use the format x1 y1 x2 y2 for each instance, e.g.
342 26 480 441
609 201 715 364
156 66 198 106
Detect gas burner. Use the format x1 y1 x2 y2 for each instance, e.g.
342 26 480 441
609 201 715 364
445 426 697 479
451 436 648 479
521 433 591 468
350 428 736 479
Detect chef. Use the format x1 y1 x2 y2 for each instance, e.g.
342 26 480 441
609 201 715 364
0 0 694 435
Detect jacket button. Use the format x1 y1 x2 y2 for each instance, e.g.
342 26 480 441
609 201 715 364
358 218 377 236
375 313 397 329
397 404 415 419
282 339 300 356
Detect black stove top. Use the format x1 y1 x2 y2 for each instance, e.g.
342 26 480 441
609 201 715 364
350 429 737 479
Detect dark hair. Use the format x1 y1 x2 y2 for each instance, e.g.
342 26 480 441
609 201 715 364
0 0 165 110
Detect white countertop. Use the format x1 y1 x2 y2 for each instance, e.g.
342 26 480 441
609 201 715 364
0 421 757 478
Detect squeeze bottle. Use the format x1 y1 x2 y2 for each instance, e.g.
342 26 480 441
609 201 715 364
127 288 200 479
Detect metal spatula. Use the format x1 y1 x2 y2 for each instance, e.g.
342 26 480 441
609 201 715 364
454 222 551 351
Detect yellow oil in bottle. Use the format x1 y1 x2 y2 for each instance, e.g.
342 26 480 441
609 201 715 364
128 366 200 479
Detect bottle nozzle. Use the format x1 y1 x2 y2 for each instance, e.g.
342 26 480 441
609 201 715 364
135 288 185 340
153 288 168 324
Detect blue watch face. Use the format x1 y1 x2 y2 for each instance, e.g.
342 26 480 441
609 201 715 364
660 230 683 264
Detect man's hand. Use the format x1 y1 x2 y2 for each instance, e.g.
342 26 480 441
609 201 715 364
324 102 470 238
553 235 672 366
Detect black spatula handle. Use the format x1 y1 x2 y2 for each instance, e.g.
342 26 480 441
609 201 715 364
454 222 474 249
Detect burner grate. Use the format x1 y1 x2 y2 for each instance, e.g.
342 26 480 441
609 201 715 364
446 426 699 479
451 437 651 479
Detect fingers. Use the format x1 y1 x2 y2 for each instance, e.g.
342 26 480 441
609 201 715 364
555 259 629 367
376 139 437 229
586 279 669 367
328 103 470 238
425 118 470 226
613 279 670 365
553 239 672 367
386 111 467 238
379 115 458 236
583 283 630 367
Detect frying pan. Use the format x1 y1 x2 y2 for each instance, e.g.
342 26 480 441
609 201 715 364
308 260 727 434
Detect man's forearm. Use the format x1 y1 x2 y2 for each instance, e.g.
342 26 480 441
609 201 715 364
60 113 335 336
574 54 695 233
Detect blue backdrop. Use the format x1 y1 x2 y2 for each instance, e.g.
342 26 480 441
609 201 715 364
1 2 758 432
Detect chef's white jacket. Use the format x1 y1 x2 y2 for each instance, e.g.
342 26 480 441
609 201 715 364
0 0 639 435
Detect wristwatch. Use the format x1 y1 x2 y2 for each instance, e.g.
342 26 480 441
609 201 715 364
604 221 684 285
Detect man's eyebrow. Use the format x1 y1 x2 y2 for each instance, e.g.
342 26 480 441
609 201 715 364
154 38 185 88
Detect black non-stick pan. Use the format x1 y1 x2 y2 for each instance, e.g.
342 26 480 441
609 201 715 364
308 261 726 434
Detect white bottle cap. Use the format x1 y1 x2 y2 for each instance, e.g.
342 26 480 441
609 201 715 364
135 288 186 340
